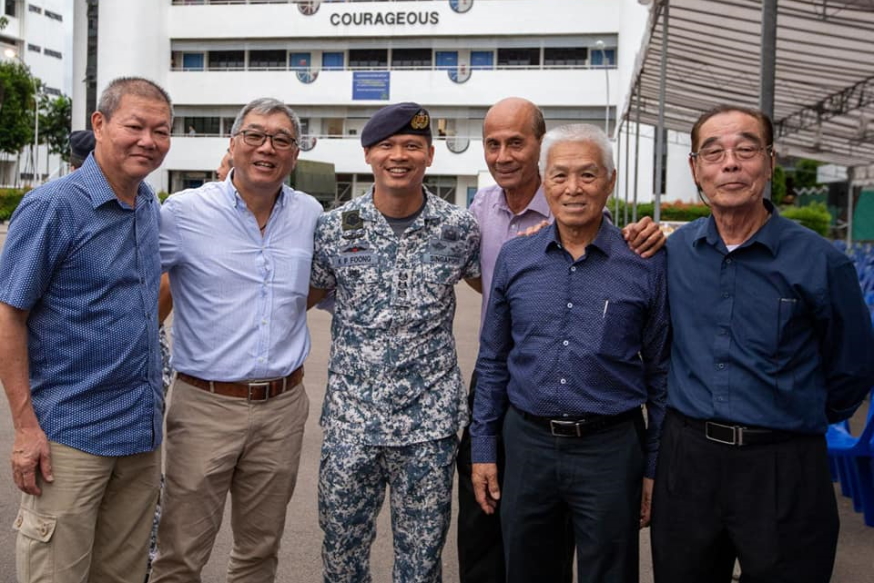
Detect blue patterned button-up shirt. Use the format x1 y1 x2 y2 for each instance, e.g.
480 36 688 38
471 220 670 477
0 154 163 456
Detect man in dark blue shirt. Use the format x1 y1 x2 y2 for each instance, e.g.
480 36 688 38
470 123 670 583
651 105 874 583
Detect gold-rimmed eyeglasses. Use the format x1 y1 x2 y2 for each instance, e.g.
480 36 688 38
236 130 298 150
690 144 772 164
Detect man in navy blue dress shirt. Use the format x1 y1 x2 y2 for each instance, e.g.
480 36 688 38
651 105 874 583
470 123 670 583
0 77 173 583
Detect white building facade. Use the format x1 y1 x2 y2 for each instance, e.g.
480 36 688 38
71 0 698 206
1 0 71 186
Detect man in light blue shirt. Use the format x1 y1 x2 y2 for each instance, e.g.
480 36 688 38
150 98 323 583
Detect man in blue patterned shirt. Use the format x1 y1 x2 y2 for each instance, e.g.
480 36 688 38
471 123 670 583
0 77 173 583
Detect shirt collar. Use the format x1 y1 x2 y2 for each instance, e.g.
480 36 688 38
494 183 551 219
694 199 779 255
544 216 616 257
224 169 288 211
79 154 156 210
358 186 440 224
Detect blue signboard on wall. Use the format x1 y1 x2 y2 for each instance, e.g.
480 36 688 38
353 72 390 101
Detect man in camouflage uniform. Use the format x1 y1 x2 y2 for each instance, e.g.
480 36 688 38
309 102 481 583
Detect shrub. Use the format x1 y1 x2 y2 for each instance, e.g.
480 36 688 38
781 201 831 236
0 188 27 222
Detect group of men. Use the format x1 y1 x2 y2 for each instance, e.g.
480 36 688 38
0 74 873 583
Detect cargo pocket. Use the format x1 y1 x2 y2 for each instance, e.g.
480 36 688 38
14 507 57 581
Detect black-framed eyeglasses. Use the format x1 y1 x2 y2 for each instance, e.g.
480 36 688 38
236 130 298 150
690 144 772 164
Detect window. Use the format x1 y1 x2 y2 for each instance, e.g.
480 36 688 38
28 4 41 14
590 48 616 67
221 117 236 136
349 49 387 69
5 0 17 17
45 9 62 21
322 52 344 70
471 51 494 70
544 47 587 67
289 52 311 71
497 48 540 68
27 43 41 53
182 117 220 135
43 86 61 96
208 50 244 70
44 48 62 59
250 49 287 69
391 48 431 69
181 53 205 71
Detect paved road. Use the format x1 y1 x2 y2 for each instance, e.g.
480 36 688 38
1 222 873 582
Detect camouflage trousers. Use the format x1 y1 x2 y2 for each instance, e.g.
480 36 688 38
318 435 458 583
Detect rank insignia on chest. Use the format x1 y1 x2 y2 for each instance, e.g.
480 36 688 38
342 210 364 231
441 225 460 242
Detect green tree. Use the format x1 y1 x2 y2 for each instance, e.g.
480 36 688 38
40 94 72 163
771 165 786 205
0 61 36 155
793 158 821 189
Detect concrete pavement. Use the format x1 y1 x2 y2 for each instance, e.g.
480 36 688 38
0 221 873 581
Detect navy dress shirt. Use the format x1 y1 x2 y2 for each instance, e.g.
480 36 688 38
0 154 163 456
666 201 874 433
471 220 670 477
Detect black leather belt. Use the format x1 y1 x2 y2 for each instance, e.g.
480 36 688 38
517 406 642 437
672 409 795 447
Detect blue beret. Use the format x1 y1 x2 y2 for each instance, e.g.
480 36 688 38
69 130 95 166
361 102 431 148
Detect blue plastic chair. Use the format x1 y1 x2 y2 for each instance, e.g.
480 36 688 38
827 394 874 527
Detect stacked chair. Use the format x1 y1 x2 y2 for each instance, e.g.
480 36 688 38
827 241 874 527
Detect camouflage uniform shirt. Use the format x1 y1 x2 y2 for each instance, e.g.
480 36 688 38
312 188 481 446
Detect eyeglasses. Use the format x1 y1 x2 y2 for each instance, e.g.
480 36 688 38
236 130 298 150
690 144 772 164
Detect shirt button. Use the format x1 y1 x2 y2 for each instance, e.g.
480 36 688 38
258 357 264 362
717 363 725 370
725 258 732 264
562 340 569 346
718 329 727 336
722 292 730 299
261 319 267 325
570 266 577 272
567 302 573 309
399 291 406 297
560 378 567 384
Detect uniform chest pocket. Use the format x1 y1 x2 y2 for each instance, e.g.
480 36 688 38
597 300 644 360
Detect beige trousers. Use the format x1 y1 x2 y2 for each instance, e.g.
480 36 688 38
14 441 161 583
149 378 308 583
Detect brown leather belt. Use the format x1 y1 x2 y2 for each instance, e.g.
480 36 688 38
177 366 304 402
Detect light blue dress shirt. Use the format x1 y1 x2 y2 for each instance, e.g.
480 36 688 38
160 174 323 381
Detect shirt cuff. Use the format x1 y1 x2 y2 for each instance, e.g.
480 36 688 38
471 436 497 464
645 451 658 479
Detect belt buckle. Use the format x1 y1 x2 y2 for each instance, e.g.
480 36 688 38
705 421 739 445
549 419 582 437
247 381 271 402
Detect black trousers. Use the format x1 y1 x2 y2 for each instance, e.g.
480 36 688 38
501 406 644 583
651 409 840 583
456 373 574 583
